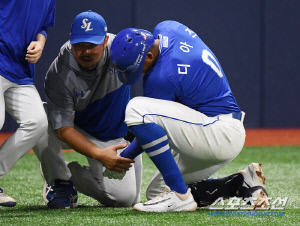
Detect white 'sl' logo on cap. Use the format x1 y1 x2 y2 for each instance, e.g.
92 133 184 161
81 18 93 32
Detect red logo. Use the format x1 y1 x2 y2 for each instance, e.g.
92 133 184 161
141 32 147 41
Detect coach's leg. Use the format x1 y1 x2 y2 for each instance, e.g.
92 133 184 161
0 84 47 177
33 116 71 185
68 128 140 207
68 157 138 207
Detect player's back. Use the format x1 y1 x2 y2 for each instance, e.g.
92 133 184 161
149 21 240 117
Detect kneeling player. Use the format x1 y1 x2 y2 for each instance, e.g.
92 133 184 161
108 21 268 212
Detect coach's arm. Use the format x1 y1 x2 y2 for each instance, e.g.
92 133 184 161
56 126 134 172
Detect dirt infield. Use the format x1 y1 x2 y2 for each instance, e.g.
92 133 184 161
244 129 300 146
0 129 299 153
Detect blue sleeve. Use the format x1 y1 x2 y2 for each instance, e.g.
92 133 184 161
40 0 56 35
39 27 48 39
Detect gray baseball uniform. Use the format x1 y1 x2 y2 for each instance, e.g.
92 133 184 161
33 33 142 207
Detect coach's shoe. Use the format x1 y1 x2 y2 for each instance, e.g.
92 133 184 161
40 164 55 204
42 183 55 204
134 186 197 212
237 163 269 209
0 187 16 207
47 180 78 209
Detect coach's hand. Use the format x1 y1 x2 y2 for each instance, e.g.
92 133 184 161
99 143 135 173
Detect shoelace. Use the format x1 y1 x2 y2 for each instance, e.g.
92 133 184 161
146 189 172 204
46 186 54 196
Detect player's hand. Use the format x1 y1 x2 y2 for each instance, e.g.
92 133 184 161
99 143 135 173
25 41 44 63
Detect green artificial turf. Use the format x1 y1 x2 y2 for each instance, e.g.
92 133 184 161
0 146 299 225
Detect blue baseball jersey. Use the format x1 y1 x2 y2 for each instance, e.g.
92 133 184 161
143 21 240 116
0 0 56 85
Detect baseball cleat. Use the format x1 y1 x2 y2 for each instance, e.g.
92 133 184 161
237 163 269 209
238 163 266 188
134 186 197 212
190 173 244 207
0 187 16 207
252 188 269 209
47 179 78 209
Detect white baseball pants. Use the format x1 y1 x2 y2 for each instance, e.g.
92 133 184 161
0 75 47 178
125 97 245 200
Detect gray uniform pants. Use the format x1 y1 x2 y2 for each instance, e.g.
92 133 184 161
33 106 142 207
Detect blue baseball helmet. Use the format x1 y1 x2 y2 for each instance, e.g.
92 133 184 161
110 28 155 85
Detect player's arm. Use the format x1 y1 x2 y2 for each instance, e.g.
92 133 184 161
56 126 134 172
25 33 46 63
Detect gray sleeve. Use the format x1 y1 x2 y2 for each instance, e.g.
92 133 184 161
45 59 75 130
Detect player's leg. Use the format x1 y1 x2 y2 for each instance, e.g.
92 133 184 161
123 99 198 211
237 163 269 209
0 76 7 130
126 96 245 181
189 163 268 209
125 97 245 211
126 97 245 163
0 84 47 174
0 76 17 207
146 169 244 206
0 83 47 207
0 81 47 206
147 161 268 209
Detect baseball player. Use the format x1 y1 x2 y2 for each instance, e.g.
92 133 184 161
0 0 56 207
109 21 267 212
33 11 142 209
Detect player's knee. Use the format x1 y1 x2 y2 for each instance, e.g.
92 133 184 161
125 97 148 126
23 111 48 135
126 97 143 114
34 112 47 133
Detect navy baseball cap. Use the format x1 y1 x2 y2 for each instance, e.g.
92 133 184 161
70 10 107 45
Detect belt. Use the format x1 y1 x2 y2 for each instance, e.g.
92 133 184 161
232 112 242 121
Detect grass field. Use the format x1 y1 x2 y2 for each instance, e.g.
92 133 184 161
0 146 299 226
